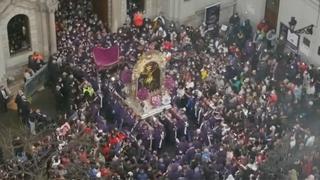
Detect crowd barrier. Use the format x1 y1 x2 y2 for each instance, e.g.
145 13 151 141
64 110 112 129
24 64 48 97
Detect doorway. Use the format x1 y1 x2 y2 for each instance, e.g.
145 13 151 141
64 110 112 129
264 0 280 29
7 14 31 55
92 0 109 29
127 0 145 17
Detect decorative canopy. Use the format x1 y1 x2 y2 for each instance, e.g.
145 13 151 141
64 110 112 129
93 45 119 71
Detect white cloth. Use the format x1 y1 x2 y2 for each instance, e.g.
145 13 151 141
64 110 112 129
0 90 8 100
24 72 31 80
216 78 225 89
170 32 177 42
306 85 315 95
143 102 151 113
226 151 234 165
99 94 103 108
29 121 36 135
305 136 315 147
226 86 233 95
290 136 296 149
305 175 315 180
162 94 171 105
193 90 203 97
226 174 235 180
247 163 258 171
186 81 194 89
177 88 185 98
215 40 220 48
51 157 61 169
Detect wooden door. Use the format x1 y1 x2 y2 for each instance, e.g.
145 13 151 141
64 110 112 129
92 0 109 29
265 0 280 29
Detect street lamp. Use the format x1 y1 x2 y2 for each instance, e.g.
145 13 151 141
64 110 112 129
288 17 297 30
288 16 314 35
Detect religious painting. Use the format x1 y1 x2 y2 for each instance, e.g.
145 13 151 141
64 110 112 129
125 51 171 119
130 51 166 101
138 62 161 92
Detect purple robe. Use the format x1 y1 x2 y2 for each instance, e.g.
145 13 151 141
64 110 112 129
245 41 255 58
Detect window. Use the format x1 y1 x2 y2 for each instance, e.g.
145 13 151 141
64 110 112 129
7 14 31 56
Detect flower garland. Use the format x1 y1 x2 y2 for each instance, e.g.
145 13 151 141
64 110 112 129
137 88 149 101
150 94 162 107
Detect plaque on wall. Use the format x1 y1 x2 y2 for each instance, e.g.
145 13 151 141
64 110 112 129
302 37 310 47
279 22 300 53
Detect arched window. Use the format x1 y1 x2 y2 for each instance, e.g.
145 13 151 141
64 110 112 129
7 14 31 55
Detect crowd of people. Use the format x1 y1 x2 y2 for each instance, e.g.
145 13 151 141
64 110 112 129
1 0 320 179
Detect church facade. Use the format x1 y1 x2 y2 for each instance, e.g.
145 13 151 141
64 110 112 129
0 0 236 87
0 0 58 86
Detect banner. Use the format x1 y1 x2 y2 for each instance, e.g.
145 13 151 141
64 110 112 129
93 45 119 71
204 3 220 36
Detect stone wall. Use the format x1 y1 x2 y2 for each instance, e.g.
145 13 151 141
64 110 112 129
109 0 236 32
236 0 266 28
0 0 55 86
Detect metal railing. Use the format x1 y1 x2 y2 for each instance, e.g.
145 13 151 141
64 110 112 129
24 64 48 97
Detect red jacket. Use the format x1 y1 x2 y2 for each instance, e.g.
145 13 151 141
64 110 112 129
100 167 112 177
163 41 173 50
84 127 92 135
133 13 144 27
79 151 89 163
102 144 111 157
116 132 127 141
108 136 120 146
257 22 270 33
268 93 278 105
303 160 313 176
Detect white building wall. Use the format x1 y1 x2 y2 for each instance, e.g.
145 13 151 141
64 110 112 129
1 6 39 68
158 0 170 18
156 0 266 28
111 0 127 32
157 0 243 26
179 0 220 20
0 42 6 86
111 0 236 31
277 0 320 66
179 0 235 25
145 0 161 18
236 0 266 27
